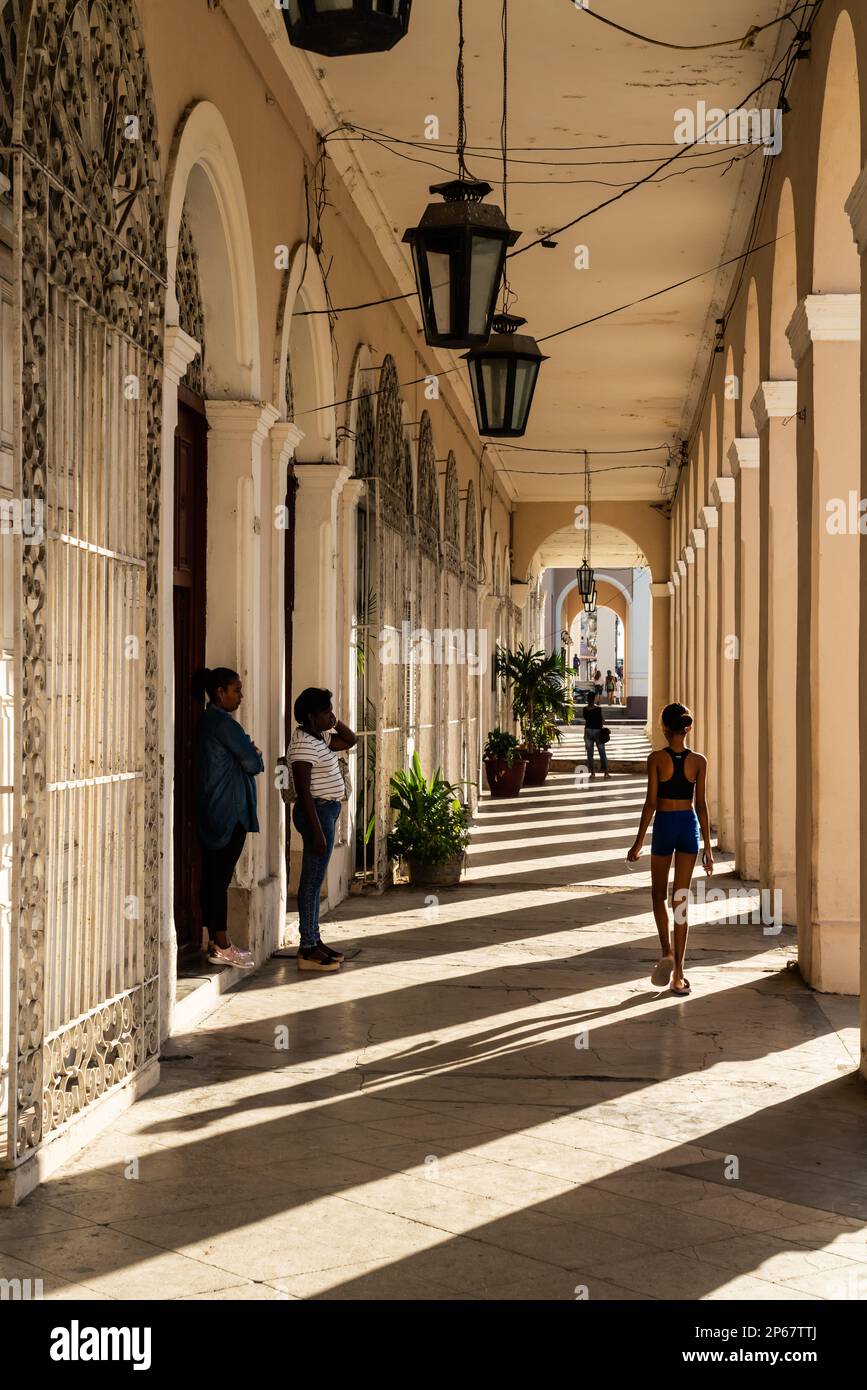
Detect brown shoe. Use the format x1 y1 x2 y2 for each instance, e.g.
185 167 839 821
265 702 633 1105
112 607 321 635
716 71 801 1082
298 944 340 972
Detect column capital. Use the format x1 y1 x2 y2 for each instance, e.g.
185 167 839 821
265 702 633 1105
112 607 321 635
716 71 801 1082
700 504 719 529
689 527 706 550
671 571 681 589
711 475 736 507
751 380 797 434
845 162 867 254
728 437 759 475
683 545 695 565
341 478 366 506
676 559 686 578
294 461 353 497
163 325 201 386
206 400 281 446
650 581 671 599
270 421 306 471
511 581 530 610
786 294 861 367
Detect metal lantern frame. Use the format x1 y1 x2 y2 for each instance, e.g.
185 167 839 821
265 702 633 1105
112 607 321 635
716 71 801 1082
403 180 519 349
576 560 594 600
279 0 412 57
463 313 547 437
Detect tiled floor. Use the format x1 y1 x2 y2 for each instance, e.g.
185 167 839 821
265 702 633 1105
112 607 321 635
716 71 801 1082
1 772 864 1300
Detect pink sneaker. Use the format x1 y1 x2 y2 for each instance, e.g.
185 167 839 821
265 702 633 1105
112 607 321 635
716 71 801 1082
208 943 254 970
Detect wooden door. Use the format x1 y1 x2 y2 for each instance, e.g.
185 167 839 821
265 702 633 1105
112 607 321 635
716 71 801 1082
173 392 208 957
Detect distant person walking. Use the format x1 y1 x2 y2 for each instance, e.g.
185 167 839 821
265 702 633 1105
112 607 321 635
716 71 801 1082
593 667 603 699
582 690 610 780
605 669 616 706
193 666 264 969
288 688 357 972
627 702 713 996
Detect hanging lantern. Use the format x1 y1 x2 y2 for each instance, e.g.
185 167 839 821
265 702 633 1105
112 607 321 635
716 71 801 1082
584 585 598 615
279 0 412 58
403 180 519 349
463 314 547 437
576 561 594 600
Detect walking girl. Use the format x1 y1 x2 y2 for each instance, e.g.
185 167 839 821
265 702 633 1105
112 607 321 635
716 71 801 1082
193 666 264 969
627 702 713 995
288 687 357 972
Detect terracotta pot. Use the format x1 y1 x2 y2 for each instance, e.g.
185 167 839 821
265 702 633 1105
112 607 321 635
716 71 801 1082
484 756 527 799
522 749 552 786
406 854 464 888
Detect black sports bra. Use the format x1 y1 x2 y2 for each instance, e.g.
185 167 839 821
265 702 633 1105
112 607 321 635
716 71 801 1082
657 748 696 801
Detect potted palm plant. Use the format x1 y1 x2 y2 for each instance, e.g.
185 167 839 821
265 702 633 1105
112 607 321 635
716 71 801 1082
494 645 569 786
483 727 527 798
387 752 472 887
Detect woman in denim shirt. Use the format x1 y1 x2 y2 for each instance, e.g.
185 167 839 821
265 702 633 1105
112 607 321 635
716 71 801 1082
193 666 264 968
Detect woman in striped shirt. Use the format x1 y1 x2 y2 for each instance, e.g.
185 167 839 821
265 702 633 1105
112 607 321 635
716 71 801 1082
288 687 357 971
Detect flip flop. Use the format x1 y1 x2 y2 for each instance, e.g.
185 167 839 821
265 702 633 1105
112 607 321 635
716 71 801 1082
651 955 674 987
670 978 691 996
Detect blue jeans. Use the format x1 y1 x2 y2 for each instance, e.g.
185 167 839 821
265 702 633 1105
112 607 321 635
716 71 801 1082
292 798 341 948
585 728 608 772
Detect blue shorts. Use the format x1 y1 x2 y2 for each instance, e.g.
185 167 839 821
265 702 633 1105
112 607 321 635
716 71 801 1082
651 809 700 857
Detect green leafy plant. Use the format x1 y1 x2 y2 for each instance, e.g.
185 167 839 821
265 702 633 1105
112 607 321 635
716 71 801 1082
387 752 472 867
483 727 522 767
494 644 569 752
523 711 564 753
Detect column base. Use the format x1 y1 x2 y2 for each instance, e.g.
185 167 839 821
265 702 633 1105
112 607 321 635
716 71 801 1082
761 866 797 926
801 919 860 995
736 838 761 882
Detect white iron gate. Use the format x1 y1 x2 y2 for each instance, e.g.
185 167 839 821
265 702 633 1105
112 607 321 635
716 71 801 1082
3 0 165 1169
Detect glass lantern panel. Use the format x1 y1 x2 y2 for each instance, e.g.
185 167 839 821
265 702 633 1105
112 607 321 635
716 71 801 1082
510 359 537 432
482 359 508 431
318 1 355 10
427 249 452 337
287 0 302 20
468 235 503 336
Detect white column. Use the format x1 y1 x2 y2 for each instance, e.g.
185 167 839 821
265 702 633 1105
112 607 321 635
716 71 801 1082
699 506 719 826
683 543 696 713
847 167 867 1069
290 462 353 903
268 420 305 949
205 400 280 951
752 381 798 923
630 567 651 716
730 437 761 879
787 293 861 992
690 528 706 745
711 474 736 853
648 581 670 740
676 558 687 698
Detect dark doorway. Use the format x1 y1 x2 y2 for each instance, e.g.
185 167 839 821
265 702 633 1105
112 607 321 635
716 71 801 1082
173 390 208 958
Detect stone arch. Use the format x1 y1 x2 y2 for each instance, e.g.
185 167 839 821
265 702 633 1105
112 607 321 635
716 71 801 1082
345 343 376 478
814 10 862 293
741 279 761 438
465 481 479 581
721 345 738 473
770 180 798 379
416 412 440 558
275 244 336 459
443 453 461 575
165 100 261 399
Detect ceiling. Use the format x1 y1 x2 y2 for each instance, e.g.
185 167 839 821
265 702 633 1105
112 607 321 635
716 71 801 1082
261 1 791 504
